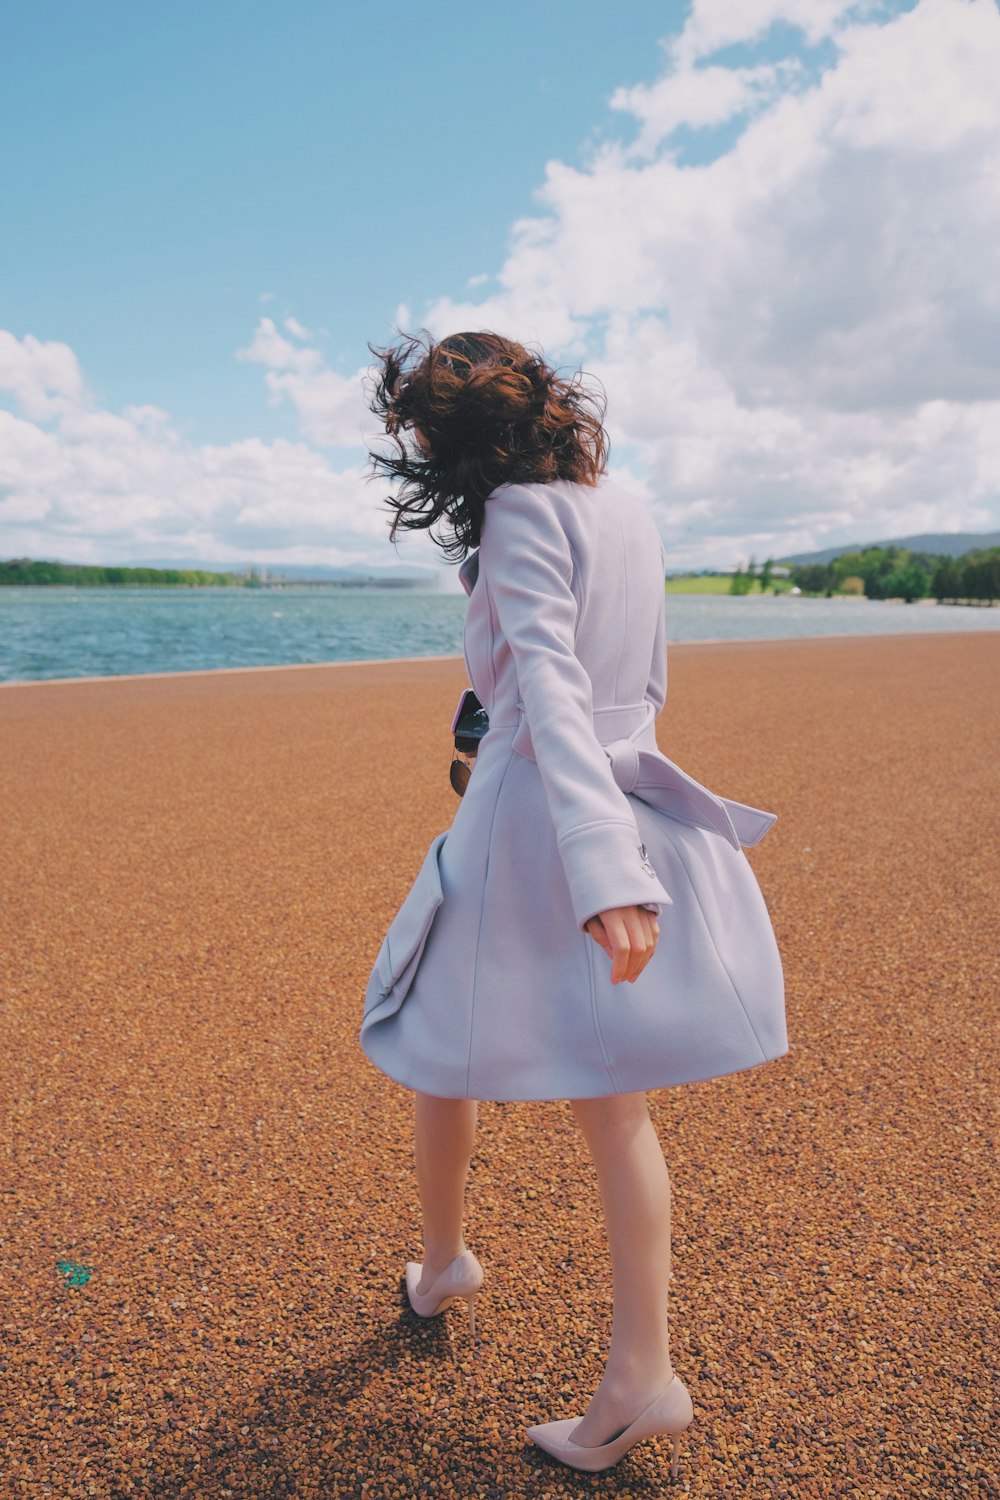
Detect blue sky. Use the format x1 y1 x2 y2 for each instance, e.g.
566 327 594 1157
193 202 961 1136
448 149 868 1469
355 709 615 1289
1 0 997 579
3 0 698 444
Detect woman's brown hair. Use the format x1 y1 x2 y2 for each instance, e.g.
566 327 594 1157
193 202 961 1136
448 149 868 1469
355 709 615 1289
365 329 609 562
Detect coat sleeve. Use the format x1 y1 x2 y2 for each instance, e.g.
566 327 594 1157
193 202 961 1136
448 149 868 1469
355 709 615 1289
479 482 673 932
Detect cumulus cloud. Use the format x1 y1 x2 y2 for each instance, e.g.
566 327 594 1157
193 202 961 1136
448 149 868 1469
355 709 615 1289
236 317 373 449
3 0 998 574
609 60 800 157
420 0 1000 566
0 328 417 570
283 315 313 340
0 330 87 423
670 0 865 65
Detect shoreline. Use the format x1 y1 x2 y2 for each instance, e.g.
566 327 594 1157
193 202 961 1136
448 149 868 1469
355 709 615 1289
1 627 997 691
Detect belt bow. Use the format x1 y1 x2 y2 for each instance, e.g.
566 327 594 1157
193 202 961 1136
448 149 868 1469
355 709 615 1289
511 697 777 850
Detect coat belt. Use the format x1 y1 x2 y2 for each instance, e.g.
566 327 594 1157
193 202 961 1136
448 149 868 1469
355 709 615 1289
592 700 659 794
511 698 777 850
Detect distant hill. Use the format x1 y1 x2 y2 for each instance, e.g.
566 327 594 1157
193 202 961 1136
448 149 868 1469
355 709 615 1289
777 531 1000 566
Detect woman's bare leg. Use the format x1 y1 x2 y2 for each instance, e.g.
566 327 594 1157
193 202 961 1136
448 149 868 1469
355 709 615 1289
567 1090 674 1445
413 1091 478 1295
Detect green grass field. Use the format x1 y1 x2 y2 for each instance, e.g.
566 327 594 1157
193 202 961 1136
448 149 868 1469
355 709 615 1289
664 575 795 595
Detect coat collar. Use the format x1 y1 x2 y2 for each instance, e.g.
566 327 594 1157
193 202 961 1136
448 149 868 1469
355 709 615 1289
458 549 480 597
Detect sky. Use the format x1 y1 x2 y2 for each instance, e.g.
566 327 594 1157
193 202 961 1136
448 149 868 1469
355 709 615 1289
1 0 998 585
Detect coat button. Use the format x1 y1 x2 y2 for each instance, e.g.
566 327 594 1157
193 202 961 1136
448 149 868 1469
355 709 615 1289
638 842 657 878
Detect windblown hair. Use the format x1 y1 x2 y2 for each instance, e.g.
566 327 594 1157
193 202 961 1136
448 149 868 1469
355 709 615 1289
365 329 609 562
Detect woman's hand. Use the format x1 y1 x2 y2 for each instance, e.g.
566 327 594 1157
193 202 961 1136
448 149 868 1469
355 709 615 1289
584 905 660 984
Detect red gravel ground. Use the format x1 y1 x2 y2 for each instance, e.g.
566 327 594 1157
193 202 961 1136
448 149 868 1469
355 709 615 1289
1 632 997 1499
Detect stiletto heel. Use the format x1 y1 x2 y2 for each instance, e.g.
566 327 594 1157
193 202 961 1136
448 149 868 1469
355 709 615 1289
404 1249 483 1339
526 1373 693 1476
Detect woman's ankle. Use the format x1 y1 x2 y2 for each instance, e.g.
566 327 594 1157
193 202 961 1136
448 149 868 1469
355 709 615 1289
599 1353 675 1400
420 1241 467 1274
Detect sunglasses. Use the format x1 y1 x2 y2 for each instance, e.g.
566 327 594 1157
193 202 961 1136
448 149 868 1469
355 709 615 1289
450 687 490 796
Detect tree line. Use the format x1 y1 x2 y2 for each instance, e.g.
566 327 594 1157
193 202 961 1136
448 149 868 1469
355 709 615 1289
731 545 999 604
792 544 1000 604
0 559 244 587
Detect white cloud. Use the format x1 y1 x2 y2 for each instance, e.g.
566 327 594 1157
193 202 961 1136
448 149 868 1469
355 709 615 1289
671 0 866 66
610 60 799 158
3 0 998 574
238 316 310 371
419 0 1000 566
236 316 373 448
0 330 86 423
824 0 1000 151
283 315 313 340
0 329 439 572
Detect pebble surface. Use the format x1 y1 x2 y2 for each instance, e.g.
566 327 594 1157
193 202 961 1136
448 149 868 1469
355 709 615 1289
1 632 996 1498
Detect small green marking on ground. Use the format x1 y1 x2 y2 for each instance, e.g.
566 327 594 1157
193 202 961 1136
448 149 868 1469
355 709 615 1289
56 1260 93 1286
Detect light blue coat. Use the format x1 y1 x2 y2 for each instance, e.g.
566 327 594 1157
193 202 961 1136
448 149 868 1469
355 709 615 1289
360 476 787 1101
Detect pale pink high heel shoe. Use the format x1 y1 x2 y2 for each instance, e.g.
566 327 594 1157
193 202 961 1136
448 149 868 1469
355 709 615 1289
526 1373 693 1477
404 1248 484 1338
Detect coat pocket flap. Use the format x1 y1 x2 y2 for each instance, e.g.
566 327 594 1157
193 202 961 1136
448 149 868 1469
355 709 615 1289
366 830 448 1023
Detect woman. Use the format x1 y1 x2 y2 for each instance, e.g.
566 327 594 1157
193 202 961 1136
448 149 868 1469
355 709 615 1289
359 329 787 1478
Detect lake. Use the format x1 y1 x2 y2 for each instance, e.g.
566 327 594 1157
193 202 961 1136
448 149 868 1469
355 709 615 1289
0 586 996 685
